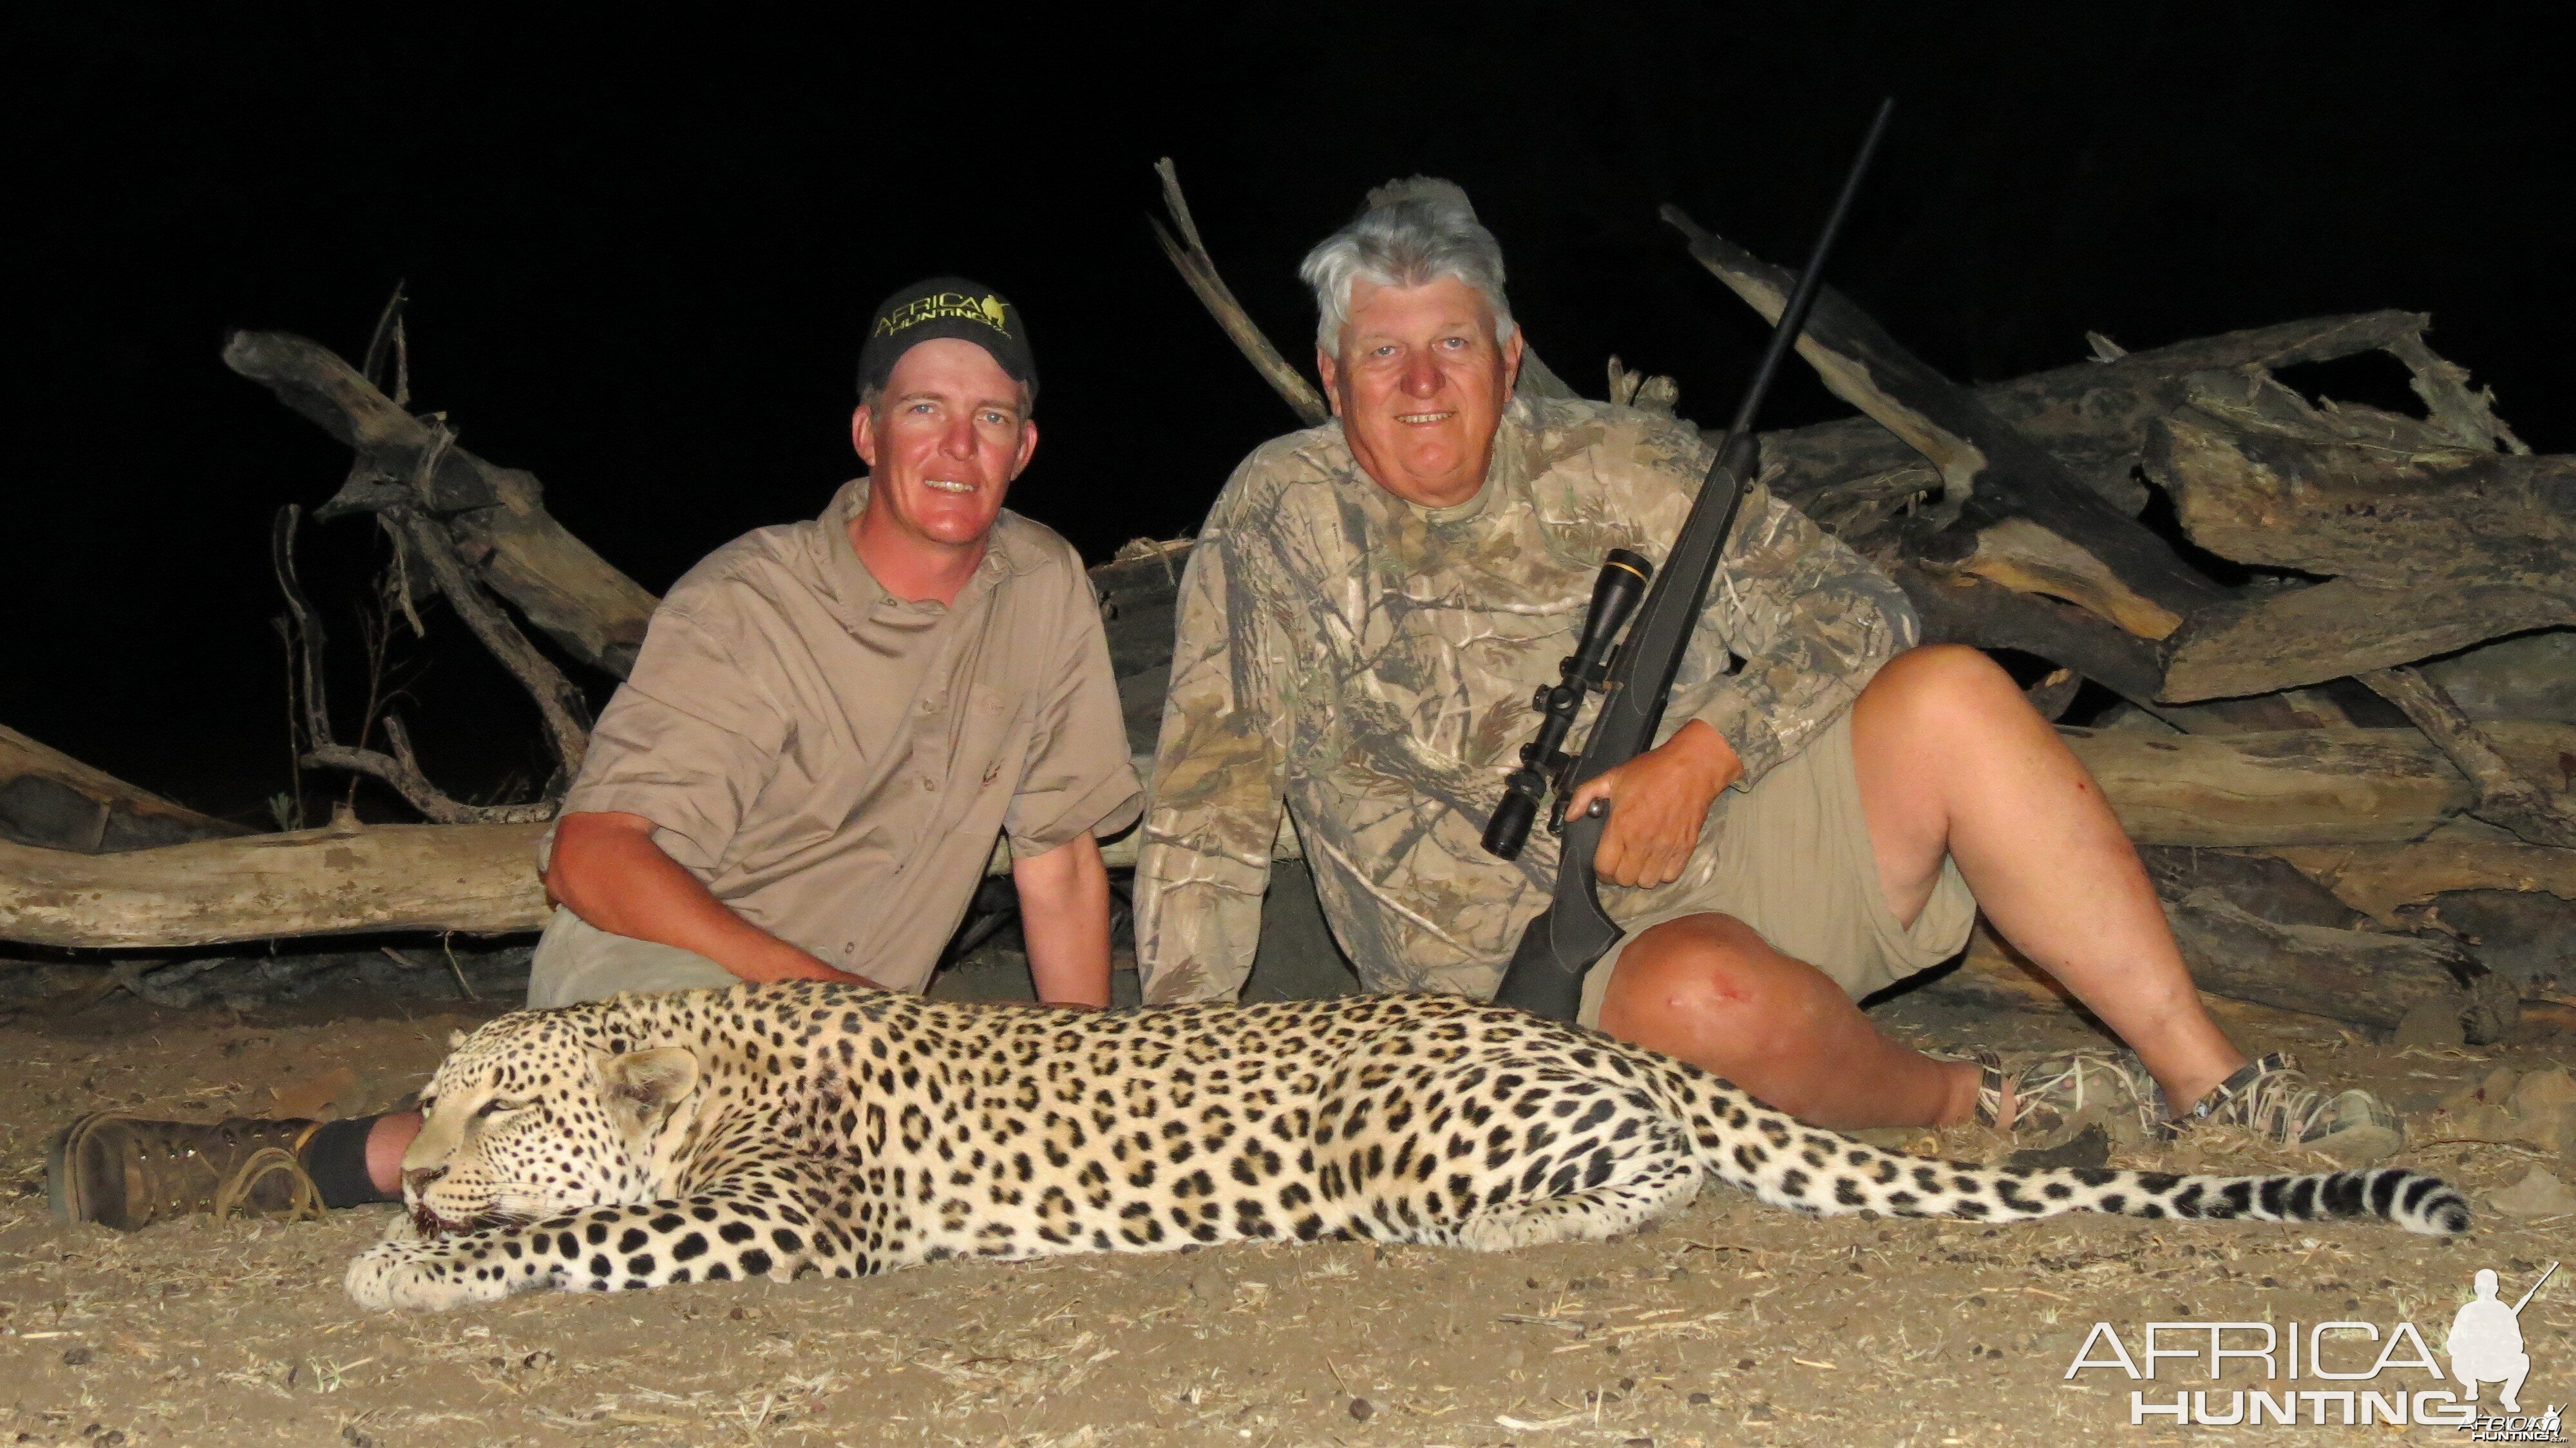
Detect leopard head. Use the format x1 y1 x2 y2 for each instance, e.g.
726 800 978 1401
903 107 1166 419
399 1014 701 1237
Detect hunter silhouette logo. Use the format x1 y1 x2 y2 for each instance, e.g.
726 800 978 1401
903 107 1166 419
2451 1262 2555 1415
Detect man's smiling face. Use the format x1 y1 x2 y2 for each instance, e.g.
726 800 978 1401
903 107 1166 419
1318 274 1524 510
852 337 1036 553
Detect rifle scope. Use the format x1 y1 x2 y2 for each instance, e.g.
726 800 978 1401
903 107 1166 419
1482 548 1653 860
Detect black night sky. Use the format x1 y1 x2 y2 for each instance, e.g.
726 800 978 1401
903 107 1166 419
12 7 2569 824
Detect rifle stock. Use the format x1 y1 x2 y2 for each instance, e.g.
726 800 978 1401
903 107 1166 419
1488 100 1893 1019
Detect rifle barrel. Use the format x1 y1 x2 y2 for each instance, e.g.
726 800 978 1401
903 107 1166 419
2510 1259 2559 1315
1721 97 1895 438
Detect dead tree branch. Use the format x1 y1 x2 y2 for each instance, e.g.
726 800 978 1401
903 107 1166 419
223 329 658 678
1151 158 1328 426
272 504 568 824
2362 665 2576 848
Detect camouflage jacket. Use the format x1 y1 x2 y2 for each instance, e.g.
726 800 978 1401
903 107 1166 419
1131 394 1917 1004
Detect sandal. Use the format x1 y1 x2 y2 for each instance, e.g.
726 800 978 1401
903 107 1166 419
2166 1052 2403 1163
1961 1048 2161 1149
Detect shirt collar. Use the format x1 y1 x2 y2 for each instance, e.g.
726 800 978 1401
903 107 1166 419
820 477 1023 620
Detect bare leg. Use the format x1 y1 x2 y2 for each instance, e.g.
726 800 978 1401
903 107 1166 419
1849 645 2243 1119
366 1113 422 1196
1596 913 1958 1130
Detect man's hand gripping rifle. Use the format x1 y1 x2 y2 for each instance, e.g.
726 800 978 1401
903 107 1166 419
1483 99 1895 1020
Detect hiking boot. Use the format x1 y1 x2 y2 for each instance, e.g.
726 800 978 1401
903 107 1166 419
1964 1047 2162 1150
47 1114 328 1231
2167 1052 2404 1163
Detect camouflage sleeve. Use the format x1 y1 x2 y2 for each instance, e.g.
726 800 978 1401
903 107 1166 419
1129 500 1293 1005
1662 469 1918 787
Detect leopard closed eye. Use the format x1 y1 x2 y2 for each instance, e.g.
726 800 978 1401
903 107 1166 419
346 983 2472 1311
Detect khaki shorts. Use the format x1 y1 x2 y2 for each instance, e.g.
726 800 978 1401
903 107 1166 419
525 908 739 1009
1573 710 1976 1027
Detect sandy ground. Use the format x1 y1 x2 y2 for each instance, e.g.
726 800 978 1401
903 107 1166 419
2 964 2569 1447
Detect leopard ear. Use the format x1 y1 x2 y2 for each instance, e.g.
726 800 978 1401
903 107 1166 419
603 1048 700 1117
447 1029 469 1050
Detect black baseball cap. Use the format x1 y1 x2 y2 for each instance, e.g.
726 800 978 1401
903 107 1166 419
857 276 1038 405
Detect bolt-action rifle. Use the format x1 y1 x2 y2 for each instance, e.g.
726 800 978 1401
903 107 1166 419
1483 100 1894 1020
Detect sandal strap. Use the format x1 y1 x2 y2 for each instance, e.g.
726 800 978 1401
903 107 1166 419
2181 1051 2295 1124
1967 1049 2009 1129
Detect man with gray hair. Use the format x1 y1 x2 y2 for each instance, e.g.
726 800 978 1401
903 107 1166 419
1132 178 2404 1159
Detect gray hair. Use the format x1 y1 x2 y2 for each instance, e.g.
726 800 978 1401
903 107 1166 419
1298 176 1517 354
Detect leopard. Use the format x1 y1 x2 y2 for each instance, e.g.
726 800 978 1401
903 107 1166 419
347 982 2472 1311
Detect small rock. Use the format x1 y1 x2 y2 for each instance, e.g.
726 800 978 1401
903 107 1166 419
1687 1391 1713 1405
2512 1067 2576 1116
2392 997 2466 1049
2489 1167 2576 1218
1736 1357 1756 1371
62 1348 92 1366
2442 1067 2520 1115
1746 1402 1777 1422
98 1434 126 1448
1347 1396 1374 1422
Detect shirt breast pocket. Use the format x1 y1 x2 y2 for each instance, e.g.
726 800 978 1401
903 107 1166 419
956 683 1032 805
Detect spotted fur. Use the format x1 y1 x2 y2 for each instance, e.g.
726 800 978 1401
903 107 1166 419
347 985 2470 1310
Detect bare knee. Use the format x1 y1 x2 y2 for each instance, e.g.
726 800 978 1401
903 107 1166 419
1598 916 1830 1073
1861 644 2028 728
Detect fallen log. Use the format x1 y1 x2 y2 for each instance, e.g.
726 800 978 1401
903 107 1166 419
1759 310 2470 529
2163 888 2519 1043
2265 839 2576 924
0 817 553 949
2150 415 2576 700
2135 846 2362 929
0 724 247 853
15 724 2554 949
2061 722 2575 846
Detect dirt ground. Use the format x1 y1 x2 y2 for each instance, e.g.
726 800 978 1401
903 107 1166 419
2 967 2568 1447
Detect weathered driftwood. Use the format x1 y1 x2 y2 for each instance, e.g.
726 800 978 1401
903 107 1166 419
2061 722 2576 846
2149 415 2575 701
0 817 554 949
2161 888 2518 1043
1662 206 2225 638
1759 310 2466 529
0 724 246 853
2266 839 2576 924
2424 630 2576 723
2359 665 2576 848
223 330 659 678
1150 159 1328 427
2135 846 2362 929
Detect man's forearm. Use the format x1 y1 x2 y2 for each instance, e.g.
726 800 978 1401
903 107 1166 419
545 812 878 987
1014 834 1112 1007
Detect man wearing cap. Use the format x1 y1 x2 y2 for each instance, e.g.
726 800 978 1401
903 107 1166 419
48 278 1146 1230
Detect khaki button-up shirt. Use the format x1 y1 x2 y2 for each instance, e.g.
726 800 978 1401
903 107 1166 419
558 477 1143 992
